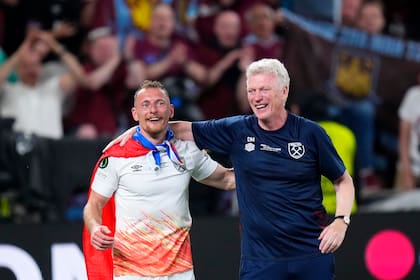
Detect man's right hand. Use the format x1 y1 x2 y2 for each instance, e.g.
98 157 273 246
103 126 137 152
90 225 114 250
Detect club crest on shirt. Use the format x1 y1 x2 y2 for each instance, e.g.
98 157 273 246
288 142 305 159
244 142 255 152
99 157 109 168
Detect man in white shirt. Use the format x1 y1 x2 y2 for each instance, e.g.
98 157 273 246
396 83 420 190
83 80 235 280
0 30 86 139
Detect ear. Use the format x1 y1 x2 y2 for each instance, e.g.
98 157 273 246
131 107 139 121
169 104 174 118
282 86 289 97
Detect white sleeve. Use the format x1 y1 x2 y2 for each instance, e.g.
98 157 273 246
90 156 119 198
184 141 218 182
398 86 420 122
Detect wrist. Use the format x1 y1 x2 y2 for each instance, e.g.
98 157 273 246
55 45 67 57
334 215 350 226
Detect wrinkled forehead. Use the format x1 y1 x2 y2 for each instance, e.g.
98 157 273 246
247 72 279 85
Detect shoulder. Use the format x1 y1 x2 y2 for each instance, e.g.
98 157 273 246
220 115 254 129
404 85 420 100
103 138 150 158
194 115 250 129
173 139 199 152
289 113 323 134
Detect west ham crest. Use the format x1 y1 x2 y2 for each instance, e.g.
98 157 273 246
288 142 305 159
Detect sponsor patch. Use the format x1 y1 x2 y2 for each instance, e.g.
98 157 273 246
99 157 109 169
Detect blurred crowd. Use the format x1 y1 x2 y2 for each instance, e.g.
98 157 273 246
0 0 419 223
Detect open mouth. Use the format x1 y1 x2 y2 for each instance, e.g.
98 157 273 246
147 117 162 122
255 104 268 110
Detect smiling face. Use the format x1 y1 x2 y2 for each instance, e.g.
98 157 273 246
131 86 174 143
246 72 288 130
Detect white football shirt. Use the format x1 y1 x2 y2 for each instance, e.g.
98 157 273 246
91 139 217 277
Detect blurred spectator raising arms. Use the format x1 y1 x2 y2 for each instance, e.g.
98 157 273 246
0 30 89 218
64 27 145 139
0 31 86 139
195 10 244 119
127 3 208 121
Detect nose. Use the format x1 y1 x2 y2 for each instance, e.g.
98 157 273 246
254 90 264 100
149 103 158 112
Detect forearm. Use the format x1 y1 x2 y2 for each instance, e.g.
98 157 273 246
398 120 411 167
184 60 207 85
83 202 103 234
58 49 86 85
200 166 235 190
169 121 194 141
222 168 235 190
207 51 238 86
145 58 173 79
334 171 355 216
85 55 122 90
207 61 228 86
125 60 146 89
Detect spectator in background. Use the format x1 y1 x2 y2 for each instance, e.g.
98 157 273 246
0 0 87 58
236 3 287 115
127 3 208 121
191 10 245 215
193 0 241 45
193 0 282 45
355 0 385 34
327 0 386 197
0 30 87 220
195 10 244 119
395 76 420 191
242 3 286 61
0 31 86 139
340 0 362 27
64 27 145 139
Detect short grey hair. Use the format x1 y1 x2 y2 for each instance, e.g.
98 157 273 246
246 58 290 89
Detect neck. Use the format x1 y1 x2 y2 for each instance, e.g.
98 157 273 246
137 126 169 145
144 133 167 145
258 110 288 131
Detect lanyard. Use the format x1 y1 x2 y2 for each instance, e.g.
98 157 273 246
132 126 182 170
